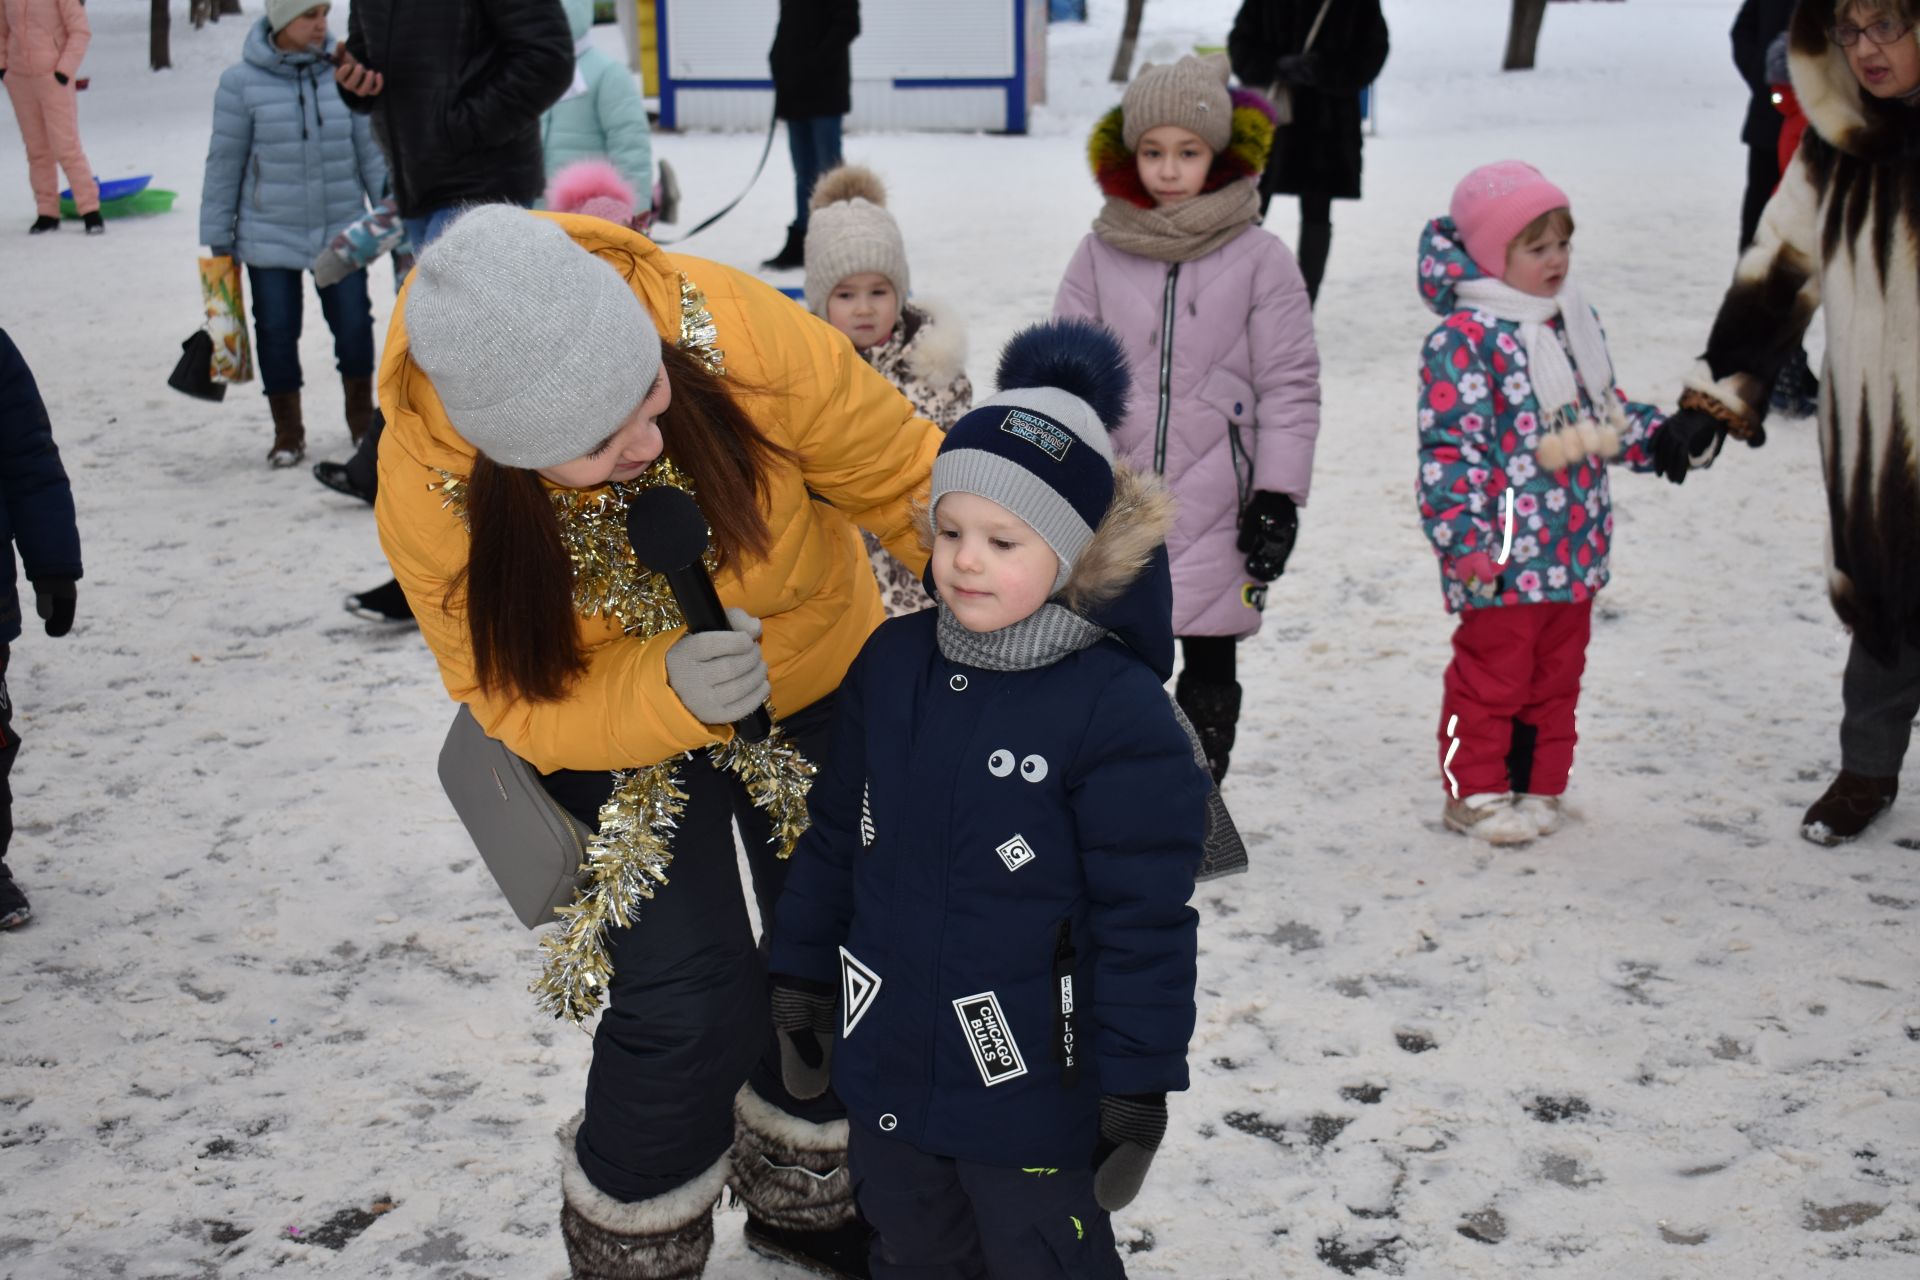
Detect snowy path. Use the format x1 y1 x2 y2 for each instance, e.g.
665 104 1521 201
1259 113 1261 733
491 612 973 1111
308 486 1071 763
1 1 1916 1276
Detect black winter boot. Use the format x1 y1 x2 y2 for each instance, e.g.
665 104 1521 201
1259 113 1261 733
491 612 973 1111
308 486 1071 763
1802 771 1898 846
345 579 415 626
732 1087 870 1279
761 222 806 271
28 216 58 234
1175 671 1242 784
0 861 30 930
558 1112 725 1280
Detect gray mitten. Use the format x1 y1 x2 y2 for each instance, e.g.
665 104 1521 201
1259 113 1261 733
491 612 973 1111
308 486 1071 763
770 975 836 1100
664 607 770 725
1092 1093 1167 1212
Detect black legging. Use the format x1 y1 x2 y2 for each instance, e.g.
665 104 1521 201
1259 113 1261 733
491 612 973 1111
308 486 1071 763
540 694 844 1203
1296 191 1333 306
1180 634 1237 685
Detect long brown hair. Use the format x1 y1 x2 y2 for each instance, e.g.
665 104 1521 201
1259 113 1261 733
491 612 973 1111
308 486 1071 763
458 340 796 704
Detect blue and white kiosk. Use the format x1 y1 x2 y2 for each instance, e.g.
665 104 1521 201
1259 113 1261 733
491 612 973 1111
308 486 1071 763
652 0 1045 134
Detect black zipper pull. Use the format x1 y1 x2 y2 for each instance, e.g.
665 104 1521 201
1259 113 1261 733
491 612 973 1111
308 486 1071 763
1052 919 1080 1087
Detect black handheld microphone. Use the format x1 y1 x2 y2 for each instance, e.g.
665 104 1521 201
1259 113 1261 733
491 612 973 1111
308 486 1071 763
624 485 773 743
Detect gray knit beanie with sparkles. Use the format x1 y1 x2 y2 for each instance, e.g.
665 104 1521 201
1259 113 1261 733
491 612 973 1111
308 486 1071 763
803 166 910 317
1121 52 1233 153
403 205 663 470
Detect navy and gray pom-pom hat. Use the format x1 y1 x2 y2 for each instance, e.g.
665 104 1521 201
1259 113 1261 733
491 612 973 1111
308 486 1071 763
930 319 1133 589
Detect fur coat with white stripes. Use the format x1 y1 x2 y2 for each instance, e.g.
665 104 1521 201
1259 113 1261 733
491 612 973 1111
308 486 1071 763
1686 0 1920 663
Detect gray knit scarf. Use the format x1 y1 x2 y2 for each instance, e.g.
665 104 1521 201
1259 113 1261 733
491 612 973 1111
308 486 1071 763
936 602 1108 670
935 603 1249 880
1091 181 1262 265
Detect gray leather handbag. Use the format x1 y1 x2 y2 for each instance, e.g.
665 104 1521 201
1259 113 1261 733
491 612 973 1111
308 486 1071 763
437 704 592 928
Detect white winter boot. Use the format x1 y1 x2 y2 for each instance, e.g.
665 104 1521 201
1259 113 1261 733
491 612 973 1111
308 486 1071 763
1513 794 1564 835
1443 792 1537 845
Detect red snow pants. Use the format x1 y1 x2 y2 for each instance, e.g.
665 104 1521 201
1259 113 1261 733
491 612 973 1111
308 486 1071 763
1437 599 1592 799
5 71 96 217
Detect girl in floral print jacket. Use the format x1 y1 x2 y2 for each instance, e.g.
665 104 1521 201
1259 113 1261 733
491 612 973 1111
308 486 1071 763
1416 162 1676 845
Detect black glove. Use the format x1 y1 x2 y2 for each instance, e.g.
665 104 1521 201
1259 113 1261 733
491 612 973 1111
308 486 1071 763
1272 52 1318 86
1237 490 1298 582
770 974 836 1101
32 578 76 638
54 72 68 87
1092 1093 1167 1211
1650 408 1728 486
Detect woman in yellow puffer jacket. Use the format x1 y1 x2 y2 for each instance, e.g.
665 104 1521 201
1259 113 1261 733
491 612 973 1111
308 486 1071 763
374 207 939 1278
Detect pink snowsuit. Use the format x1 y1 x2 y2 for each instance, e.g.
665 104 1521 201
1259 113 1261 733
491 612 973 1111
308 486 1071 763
1054 227 1321 637
0 0 98 218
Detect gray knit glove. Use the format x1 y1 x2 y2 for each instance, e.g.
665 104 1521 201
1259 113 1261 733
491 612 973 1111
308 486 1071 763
770 975 836 1101
1092 1093 1167 1212
664 607 770 725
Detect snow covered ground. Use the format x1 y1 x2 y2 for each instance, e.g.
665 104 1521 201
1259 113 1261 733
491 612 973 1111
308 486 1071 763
2 0 1917 1276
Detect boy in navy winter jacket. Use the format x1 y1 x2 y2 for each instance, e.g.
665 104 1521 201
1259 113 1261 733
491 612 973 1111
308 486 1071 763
0 330 81 929
769 320 1211 1277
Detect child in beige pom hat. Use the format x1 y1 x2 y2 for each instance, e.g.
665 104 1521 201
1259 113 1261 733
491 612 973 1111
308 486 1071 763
805 164 972 615
1054 53 1321 784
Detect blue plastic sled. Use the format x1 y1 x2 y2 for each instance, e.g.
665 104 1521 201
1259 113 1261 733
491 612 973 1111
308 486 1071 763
62 174 151 202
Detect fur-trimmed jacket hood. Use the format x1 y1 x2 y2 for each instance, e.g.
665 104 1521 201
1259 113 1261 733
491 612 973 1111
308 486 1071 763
863 300 973 432
1687 0 1920 661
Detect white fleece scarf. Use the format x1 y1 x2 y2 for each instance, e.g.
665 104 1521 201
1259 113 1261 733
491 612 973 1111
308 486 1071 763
1453 276 1624 468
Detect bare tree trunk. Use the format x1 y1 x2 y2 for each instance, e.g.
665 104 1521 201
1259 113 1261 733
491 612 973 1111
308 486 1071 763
151 0 171 71
1503 0 1549 70
1110 0 1146 84
217 0 243 12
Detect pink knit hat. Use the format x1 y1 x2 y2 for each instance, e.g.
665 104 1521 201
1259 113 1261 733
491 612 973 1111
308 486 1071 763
1449 161 1571 276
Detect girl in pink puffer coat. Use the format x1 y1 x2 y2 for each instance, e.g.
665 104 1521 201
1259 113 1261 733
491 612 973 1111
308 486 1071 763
1054 52 1321 782
0 0 101 233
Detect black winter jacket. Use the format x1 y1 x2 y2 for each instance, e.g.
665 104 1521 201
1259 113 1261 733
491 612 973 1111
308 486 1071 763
1731 0 1795 147
337 0 573 218
770 0 860 120
1228 0 1388 201
0 332 81 646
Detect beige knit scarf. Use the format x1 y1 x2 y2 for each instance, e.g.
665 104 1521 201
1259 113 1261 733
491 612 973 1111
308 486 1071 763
1092 181 1261 264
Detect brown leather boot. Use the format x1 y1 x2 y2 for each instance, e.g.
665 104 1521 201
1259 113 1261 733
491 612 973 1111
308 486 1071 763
343 375 375 446
267 392 305 468
1801 770 1898 846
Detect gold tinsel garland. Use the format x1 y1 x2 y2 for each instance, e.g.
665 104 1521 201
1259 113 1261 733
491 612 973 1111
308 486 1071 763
437 273 816 1024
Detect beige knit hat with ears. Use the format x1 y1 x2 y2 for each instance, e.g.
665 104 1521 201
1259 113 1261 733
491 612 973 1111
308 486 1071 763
803 166 911 317
1121 52 1233 153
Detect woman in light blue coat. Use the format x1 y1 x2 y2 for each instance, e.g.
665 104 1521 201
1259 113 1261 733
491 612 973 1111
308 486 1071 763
539 0 651 223
200 2 386 468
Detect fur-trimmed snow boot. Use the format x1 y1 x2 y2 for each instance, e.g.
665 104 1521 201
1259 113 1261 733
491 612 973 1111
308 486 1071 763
558 1112 727 1280
267 392 306 468
1802 770 1898 846
1175 671 1242 783
731 1087 870 1279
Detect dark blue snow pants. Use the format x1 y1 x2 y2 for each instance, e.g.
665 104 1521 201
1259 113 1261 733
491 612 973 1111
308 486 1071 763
540 694 845 1204
848 1121 1128 1279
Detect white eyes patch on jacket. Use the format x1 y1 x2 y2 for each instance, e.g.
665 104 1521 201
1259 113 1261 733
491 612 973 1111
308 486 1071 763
987 749 1050 782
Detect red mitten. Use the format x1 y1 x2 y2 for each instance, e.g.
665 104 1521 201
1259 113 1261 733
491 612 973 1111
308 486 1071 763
1451 550 1504 599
